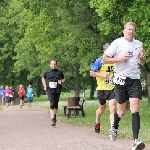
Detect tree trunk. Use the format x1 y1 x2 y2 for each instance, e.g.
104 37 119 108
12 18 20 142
37 77 43 97
90 77 96 100
140 63 150 106
74 63 80 97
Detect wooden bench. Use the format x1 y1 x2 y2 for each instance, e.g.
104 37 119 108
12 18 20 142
67 98 85 118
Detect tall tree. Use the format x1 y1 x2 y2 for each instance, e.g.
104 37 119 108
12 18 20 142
90 0 150 104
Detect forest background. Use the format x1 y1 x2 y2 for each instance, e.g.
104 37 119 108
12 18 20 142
0 0 150 105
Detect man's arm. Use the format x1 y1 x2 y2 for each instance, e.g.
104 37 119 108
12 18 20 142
42 77 47 90
102 53 130 64
139 49 146 66
139 57 146 66
61 78 66 83
90 70 110 78
58 71 66 85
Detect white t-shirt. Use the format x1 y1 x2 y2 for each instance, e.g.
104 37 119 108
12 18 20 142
105 37 143 79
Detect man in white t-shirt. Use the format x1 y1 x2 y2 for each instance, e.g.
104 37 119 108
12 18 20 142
103 22 146 150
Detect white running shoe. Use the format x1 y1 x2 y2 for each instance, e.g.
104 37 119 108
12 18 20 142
132 139 145 150
109 127 117 141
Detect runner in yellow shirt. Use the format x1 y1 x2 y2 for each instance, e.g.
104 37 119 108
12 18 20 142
90 43 117 138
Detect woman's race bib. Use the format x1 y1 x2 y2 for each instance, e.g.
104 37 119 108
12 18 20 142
49 82 57 88
6 93 9 97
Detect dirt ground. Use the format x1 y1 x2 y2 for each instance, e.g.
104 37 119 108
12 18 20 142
0 105 149 150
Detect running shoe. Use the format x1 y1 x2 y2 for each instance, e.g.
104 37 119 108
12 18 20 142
51 118 56 126
94 123 100 133
132 139 145 150
109 127 117 141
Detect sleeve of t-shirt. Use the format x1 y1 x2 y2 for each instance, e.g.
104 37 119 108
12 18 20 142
104 39 118 57
43 71 47 79
61 71 64 79
90 56 103 72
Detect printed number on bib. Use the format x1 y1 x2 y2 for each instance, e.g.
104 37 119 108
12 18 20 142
49 82 57 88
113 73 126 85
105 77 113 85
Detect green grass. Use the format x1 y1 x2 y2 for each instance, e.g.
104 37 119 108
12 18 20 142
31 95 150 144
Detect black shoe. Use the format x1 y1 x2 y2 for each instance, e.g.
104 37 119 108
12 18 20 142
51 118 56 126
132 139 145 150
94 123 100 133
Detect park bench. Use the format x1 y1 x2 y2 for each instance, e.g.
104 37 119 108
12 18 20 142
63 97 85 118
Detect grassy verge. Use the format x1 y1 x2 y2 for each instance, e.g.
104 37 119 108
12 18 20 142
32 95 150 144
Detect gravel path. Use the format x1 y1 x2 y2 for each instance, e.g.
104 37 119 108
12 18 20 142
0 105 149 150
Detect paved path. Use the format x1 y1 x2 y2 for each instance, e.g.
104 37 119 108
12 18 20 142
0 106 149 150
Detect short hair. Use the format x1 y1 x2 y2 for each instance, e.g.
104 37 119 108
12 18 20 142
124 22 136 29
103 43 110 51
50 59 57 64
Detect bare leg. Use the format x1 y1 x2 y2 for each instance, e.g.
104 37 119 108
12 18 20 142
96 104 106 124
20 99 23 108
108 99 117 127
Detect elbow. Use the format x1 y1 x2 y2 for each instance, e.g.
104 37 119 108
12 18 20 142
90 71 94 77
102 57 107 64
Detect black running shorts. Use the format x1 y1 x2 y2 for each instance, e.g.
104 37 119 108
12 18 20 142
114 78 142 104
97 90 115 105
48 93 60 109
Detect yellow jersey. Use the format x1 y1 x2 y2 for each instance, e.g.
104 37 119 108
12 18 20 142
91 56 114 90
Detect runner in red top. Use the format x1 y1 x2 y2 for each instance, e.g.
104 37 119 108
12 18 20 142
18 84 25 108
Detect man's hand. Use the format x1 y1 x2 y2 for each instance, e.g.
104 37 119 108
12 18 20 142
120 53 130 62
58 80 62 85
103 72 110 79
43 86 47 90
139 49 145 59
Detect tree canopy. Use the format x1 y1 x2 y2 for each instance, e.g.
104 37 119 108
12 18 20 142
0 0 150 100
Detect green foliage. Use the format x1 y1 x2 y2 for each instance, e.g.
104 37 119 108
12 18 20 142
1 0 150 98
90 0 150 61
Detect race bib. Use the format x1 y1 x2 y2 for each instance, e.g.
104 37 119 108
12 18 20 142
6 93 9 97
9 94 13 97
49 82 57 88
105 77 113 85
113 73 126 85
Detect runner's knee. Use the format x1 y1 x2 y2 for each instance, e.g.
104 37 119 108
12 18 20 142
117 110 125 118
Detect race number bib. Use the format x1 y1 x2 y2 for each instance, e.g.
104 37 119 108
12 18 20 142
9 94 13 97
105 77 113 85
6 93 9 97
113 73 126 85
49 82 57 88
